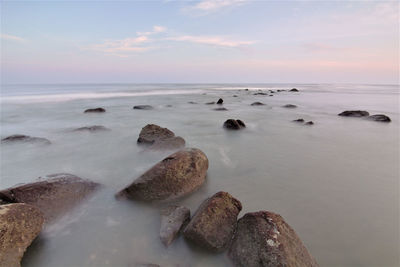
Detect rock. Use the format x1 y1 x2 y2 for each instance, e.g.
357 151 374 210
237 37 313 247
283 104 297 108
73 125 111 132
217 98 223 104
137 124 175 145
289 88 299 92
251 102 265 106
183 192 242 252
277 89 286 92
269 90 275 93
133 105 154 110
1 134 51 145
160 205 190 247
338 110 369 117
233 95 238 97
188 101 198 104
213 107 228 111
223 119 246 130
269 95 273 97
228 211 318 267
84 107 105 113
0 173 100 222
116 148 208 202
0 203 44 267
165 105 173 108
366 114 391 122
148 137 186 151
305 121 314 125
244 89 249 91
253 92 268 96
205 102 216 105
292 118 304 123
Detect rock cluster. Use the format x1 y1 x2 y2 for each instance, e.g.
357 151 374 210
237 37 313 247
223 119 246 130
338 110 391 122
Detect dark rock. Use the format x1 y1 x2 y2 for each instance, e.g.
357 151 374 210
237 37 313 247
217 98 223 104
160 205 190 247
205 102 216 105
289 88 299 92
137 124 175 145
148 137 185 151
73 125 111 132
183 192 242 252
84 107 105 113
292 119 304 123
228 211 318 267
223 119 246 130
277 89 286 92
188 101 198 104
366 114 391 122
116 148 209 202
0 203 44 267
269 95 273 97
338 110 369 117
283 104 297 108
0 173 100 223
244 89 249 91
213 107 228 111
251 102 265 106
253 92 268 96
233 95 238 97
133 105 154 110
269 90 275 93
1 134 51 145
305 121 314 125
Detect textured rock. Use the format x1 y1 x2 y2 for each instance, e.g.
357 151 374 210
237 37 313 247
223 119 246 130
289 88 299 92
283 104 297 108
160 205 190 246
338 110 369 117
229 211 318 267
0 203 44 267
251 102 265 106
73 125 110 132
137 124 175 145
366 114 391 122
117 148 208 202
217 98 223 104
133 105 154 110
1 135 51 145
183 192 242 252
0 173 100 223
292 118 304 123
84 107 105 113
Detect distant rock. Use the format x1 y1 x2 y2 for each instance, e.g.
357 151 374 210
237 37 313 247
244 89 249 91
217 98 223 104
84 107 105 113
277 89 286 92
183 192 242 252
338 110 369 117
0 203 44 267
269 95 273 97
1 134 51 145
366 114 391 122
73 125 111 132
290 88 299 92
165 105 173 108
213 107 228 111
305 121 314 125
283 104 297 108
229 211 318 267
223 119 246 130
160 205 190 247
0 173 101 223
116 148 208 202
253 92 268 96
232 95 238 97
137 124 175 145
292 118 304 123
205 102 216 105
133 105 154 110
188 101 198 104
269 90 275 93
251 102 265 106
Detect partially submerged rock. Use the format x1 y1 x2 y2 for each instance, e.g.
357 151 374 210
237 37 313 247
1 134 51 145
217 98 223 104
84 107 105 113
160 205 190 247
183 191 242 252
253 92 268 96
366 114 391 122
188 101 198 104
338 110 369 117
73 125 111 132
223 119 246 130
0 203 44 267
148 137 186 151
137 124 185 151
133 105 154 110
0 173 101 222
228 211 318 267
305 121 314 125
213 107 228 111
116 148 208 202
289 88 299 92
283 104 297 108
251 102 265 106
205 102 216 105
292 118 304 123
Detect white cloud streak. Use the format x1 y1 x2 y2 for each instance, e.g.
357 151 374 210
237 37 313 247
183 0 248 15
1 34 26 42
167 35 254 48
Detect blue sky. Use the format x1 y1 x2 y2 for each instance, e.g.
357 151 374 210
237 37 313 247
1 0 398 84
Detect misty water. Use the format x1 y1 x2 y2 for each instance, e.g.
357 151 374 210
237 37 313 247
1 84 399 267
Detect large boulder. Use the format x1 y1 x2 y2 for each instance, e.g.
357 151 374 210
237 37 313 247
137 124 185 151
338 110 369 117
0 203 44 267
0 173 101 223
117 148 208 202
1 134 51 145
223 119 246 130
183 191 242 252
84 107 105 113
366 114 391 122
228 211 318 267
160 205 190 247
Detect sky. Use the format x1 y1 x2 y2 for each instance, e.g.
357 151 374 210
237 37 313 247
1 0 399 84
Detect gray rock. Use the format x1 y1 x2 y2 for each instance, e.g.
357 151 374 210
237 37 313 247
1 134 51 145
338 110 369 117
223 119 246 130
366 114 391 122
133 105 154 110
84 108 105 113
160 205 190 246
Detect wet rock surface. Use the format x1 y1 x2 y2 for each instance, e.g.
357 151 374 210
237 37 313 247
251 102 265 106
228 211 318 267
117 148 208 202
0 203 44 267
137 124 185 150
338 110 369 117
366 114 391 122
183 191 242 252
0 173 100 222
133 105 154 110
84 107 106 113
223 119 246 130
1 134 51 145
73 125 111 132
160 205 190 247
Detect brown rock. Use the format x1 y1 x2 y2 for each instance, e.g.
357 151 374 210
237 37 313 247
0 203 44 267
183 191 242 252
229 211 318 267
148 136 186 151
223 119 246 130
117 148 208 202
160 205 190 246
137 124 175 145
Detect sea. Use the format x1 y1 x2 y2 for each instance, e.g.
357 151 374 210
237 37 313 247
0 83 399 266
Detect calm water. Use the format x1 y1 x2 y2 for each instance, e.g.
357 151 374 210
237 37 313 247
0 84 399 267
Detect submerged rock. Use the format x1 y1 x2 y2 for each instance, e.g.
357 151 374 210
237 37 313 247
338 110 369 117
133 105 154 110
205 101 216 105
0 173 101 222
84 107 105 113
148 137 186 151
213 107 228 111
0 203 44 267
73 125 111 132
251 102 265 106
116 148 209 202
188 101 198 104
228 211 318 267
183 191 242 252
223 119 246 130
137 124 185 150
290 88 299 92
217 98 223 104
160 205 190 247
1 134 51 145
253 92 268 96
305 121 314 125
233 95 238 97
292 118 304 123
366 114 391 122
283 104 297 108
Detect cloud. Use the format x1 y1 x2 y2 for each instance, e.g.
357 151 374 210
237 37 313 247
183 0 248 15
167 35 255 48
137 25 167 36
1 34 26 42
